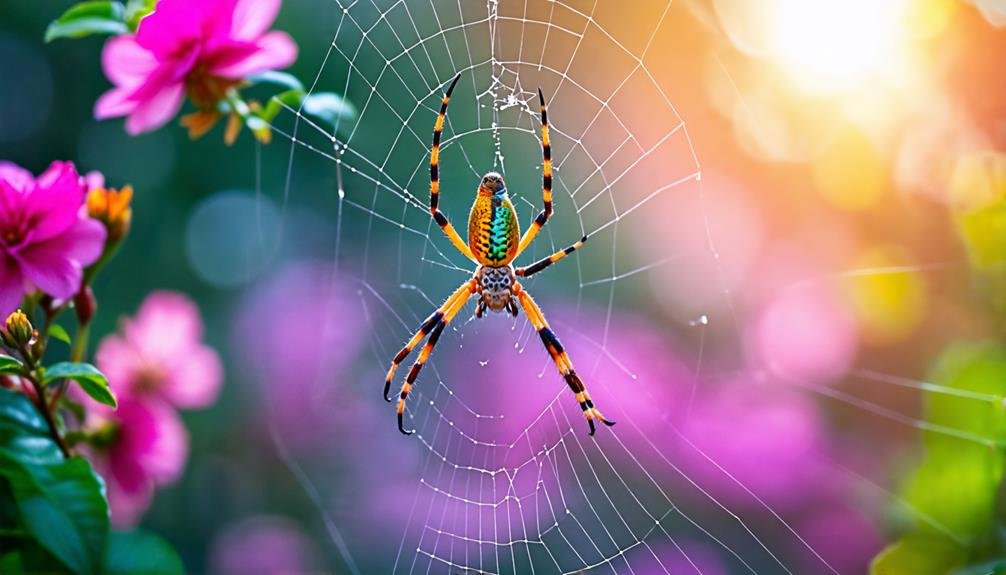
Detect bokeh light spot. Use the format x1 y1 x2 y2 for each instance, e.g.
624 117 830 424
185 190 281 288
768 0 908 93
812 126 889 211
844 245 928 346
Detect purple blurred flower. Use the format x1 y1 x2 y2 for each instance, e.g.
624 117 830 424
86 397 188 528
97 291 223 409
797 505 882 574
434 304 694 464
208 515 321 575
672 375 831 509
95 0 297 135
0 161 106 315
232 260 369 451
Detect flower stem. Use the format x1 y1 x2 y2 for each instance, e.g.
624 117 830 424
27 376 70 459
51 323 90 408
71 323 90 363
19 345 71 458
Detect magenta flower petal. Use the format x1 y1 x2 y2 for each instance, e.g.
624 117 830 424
164 344 223 409
83 171 105 192
24 161 85 243
13 251 82 305
43 217 106 265
126 291 204 361
94 87 139 119
124 82 185 135
207 32 297 79
111 398 189 487
0 162 33 191
230 0 282 41
96 334 142 394
0 257 24 316
102 35 158 88
97 290 223 411
134 0 214 58
14 219 105 299
96 0 297 133
0 161 103 305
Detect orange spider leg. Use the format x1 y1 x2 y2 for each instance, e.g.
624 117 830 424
430 74 477 262
513 282 615 435
384 280 475 401
516 235 587 278
515 88 552 257
394 279 476 435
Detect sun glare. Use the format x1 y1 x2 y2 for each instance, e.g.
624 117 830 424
769 0 908 93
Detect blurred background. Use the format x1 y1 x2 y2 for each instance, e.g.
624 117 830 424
4 0 1006 573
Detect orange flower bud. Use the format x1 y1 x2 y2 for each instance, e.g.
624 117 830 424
2 309 33 348
87 186 133 243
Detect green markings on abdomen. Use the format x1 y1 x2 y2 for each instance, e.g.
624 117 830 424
483 200 514 263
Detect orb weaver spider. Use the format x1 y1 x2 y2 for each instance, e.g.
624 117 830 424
384 74 616 436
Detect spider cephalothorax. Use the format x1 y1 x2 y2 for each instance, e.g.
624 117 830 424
383 74 615 436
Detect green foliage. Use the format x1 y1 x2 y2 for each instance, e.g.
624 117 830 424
0 354 22 375
226 81 356 144
0 388 108 574
872 533 967 575
45 1 128 42
123 0 156 30
44 362 116 408
301 92 358 126
106 529 185 575
49 324 72 346
871 342 1006 574
0 388 185 574
950 151 1006 317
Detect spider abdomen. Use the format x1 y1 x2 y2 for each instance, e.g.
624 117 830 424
469 192 519 266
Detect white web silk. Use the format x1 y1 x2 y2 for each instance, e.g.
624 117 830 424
259 1 985 574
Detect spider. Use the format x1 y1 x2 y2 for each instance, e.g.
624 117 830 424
384 74 615 436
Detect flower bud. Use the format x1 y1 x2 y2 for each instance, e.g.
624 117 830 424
3 310 33 348
87 185 133 243
74 286 97 326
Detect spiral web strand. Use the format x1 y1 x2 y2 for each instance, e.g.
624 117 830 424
256 0 988 573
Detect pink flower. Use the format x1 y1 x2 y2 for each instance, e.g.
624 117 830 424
95 0 298 135
86 397 188 528
0 161 106 315
97 291 223 409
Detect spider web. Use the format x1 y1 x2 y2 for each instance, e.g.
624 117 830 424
246 0 982 573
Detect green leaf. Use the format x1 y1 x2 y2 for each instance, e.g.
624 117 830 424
260 89 304 124
248 70 305 92
45 362 116 408
870 533 966 575
0 355 22 375
124 0 156 31
49 324 71 346
260 90 356 129
45 1 128 42
302 92 357 125
106 530 185 575
0 388 109 575
896 342 1006 539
